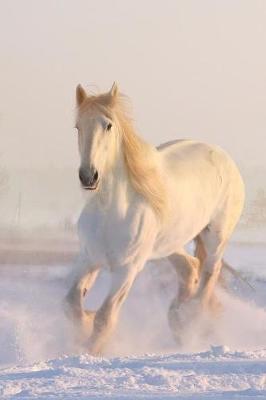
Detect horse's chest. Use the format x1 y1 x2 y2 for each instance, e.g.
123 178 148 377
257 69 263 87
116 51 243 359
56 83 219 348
78 206 148 266
78 209 106 263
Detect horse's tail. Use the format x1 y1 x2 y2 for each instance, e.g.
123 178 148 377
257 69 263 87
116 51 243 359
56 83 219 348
222 259 255 291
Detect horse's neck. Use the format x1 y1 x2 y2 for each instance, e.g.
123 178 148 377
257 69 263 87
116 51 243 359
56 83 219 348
96 152 133 213
91 123 161 217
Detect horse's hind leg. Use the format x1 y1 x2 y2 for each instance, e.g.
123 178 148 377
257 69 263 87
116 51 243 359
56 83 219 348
195 235 206 269
194 235 222 314
195 231 225 316
167 251 200 341
169 251 200 303
198 210 240 311
198 172 244 310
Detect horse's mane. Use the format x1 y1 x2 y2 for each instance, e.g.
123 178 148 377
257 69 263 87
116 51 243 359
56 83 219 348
78 91 167 221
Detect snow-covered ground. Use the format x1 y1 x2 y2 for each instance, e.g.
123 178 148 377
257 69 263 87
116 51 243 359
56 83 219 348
0 241 265 399
1 348 266 399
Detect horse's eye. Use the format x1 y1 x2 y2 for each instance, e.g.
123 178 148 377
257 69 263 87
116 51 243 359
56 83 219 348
106 122 112 131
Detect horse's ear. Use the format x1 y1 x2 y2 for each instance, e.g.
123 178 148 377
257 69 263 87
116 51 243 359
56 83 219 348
109 82 119 98
76 84 87 106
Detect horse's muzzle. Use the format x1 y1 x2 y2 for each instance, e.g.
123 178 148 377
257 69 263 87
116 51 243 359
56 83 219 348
79 167 99 190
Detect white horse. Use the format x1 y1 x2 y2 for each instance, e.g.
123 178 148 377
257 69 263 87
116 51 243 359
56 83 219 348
65 82 245 355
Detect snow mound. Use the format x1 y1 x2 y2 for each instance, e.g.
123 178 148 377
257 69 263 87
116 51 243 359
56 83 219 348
0 348 266 399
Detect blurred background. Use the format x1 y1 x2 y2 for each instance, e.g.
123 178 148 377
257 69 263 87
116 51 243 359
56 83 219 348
1 1 266 366
1 0 266 257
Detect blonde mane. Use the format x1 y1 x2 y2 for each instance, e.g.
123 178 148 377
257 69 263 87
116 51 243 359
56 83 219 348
116 101 168 221
78 91 168 221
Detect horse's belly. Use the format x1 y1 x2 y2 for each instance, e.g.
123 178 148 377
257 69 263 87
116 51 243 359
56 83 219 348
151 236 185 259
151 213 209 259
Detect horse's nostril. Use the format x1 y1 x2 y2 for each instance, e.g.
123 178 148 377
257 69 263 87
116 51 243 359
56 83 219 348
79 169 90 186
79 170 85 183
93 170 98 183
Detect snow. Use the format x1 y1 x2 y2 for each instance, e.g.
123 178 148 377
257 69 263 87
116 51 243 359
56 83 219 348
0 241 265 399
1 349 266 399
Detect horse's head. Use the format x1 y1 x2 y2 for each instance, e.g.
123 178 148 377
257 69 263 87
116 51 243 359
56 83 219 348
75 82 120 191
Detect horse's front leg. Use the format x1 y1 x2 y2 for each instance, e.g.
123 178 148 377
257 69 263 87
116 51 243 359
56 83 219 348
64 254 99 339
88 264 139 356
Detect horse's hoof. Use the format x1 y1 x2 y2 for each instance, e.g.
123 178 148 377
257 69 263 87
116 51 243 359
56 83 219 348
168 299 202 345
200 293 223 316
208 296 223 316
87 340 103 357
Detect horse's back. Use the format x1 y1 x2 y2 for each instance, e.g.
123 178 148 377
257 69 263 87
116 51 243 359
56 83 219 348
157 138 245 228
157 139 243 185
158 139 226 163
157 139 190 152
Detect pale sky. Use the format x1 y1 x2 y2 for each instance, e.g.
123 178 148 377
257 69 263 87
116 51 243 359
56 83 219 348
1 0 266 170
